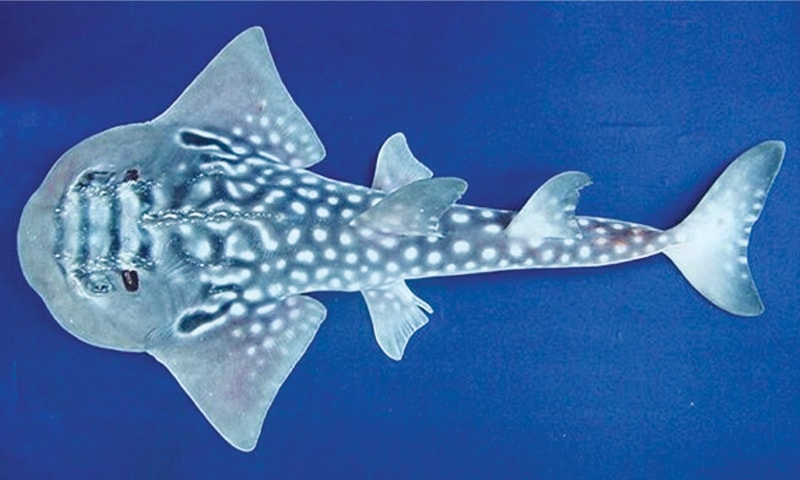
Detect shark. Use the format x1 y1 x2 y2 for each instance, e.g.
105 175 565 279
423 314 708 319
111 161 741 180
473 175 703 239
17 27 784 452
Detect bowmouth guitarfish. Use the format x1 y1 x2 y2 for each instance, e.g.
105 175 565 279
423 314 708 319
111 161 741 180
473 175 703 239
17 28 784 451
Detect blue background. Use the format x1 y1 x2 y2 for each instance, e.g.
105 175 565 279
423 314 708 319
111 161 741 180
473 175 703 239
1 3 799 479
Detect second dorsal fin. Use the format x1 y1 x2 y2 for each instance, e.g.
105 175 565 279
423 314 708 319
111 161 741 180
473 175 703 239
505 171 592 240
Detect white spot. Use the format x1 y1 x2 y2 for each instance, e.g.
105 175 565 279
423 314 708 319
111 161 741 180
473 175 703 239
250 323 264 335
451 212 470 223
612 223 625 230
232 126 244 136
296 250 314 263
315 268 330 280
290 271 309 283
327 196 340 205
578 218 590 227
297 187 320 200
595 237 608 246
453 240 471 254
657 234 669 244
268 284 283 296
595 227 608 235
483 224 502 234
598 254 610 263
324 248 337 260
230 302 247 317
193 239 212 260
232 328 243 338
287 228 301 245
341 209 355 219
427 251 442 264
313 228 328 241
291 201 307 215
269 132 280 144
270 319 284 332
509 244 523 258
249 134 263 145
480 210 495 218
247 346 256 356
347 193 363 203
579 246 591 258
243 288 263 302
340 233 353 246
613 243 628 255
387 262 399 273
316 206 331 218
560 253 571 263
265 190 286 203
541 249 554 262
481 248 497 261
345 253 358 264
367 249 380 262
404 247 418 261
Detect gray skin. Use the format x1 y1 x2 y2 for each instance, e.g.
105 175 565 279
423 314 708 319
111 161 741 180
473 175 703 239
17 27 784 452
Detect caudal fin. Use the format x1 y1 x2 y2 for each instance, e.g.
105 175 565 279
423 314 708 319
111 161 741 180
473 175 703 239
664 141 784 316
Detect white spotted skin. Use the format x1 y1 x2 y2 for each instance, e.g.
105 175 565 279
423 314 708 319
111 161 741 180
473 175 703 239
63 131 674 345
17 27 782 454
140 141 672 327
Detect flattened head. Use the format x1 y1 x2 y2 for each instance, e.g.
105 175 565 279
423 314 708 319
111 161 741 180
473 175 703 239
18 124 176 351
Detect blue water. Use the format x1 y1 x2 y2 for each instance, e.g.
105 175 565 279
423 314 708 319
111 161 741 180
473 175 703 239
2 3 799 479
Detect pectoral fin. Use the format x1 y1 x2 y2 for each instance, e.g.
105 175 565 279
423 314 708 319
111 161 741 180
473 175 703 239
148 295 326 451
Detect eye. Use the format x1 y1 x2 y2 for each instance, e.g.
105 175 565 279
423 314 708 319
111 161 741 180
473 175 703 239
123 169 139 182
121 270 139 292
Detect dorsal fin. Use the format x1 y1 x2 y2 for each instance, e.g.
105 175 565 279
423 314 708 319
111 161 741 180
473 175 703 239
154 27 325 169
372 133 434 192
352 177 467 236
505 171 592 240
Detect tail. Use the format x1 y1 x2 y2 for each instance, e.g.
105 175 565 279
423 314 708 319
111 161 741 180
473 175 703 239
664 141 785 316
